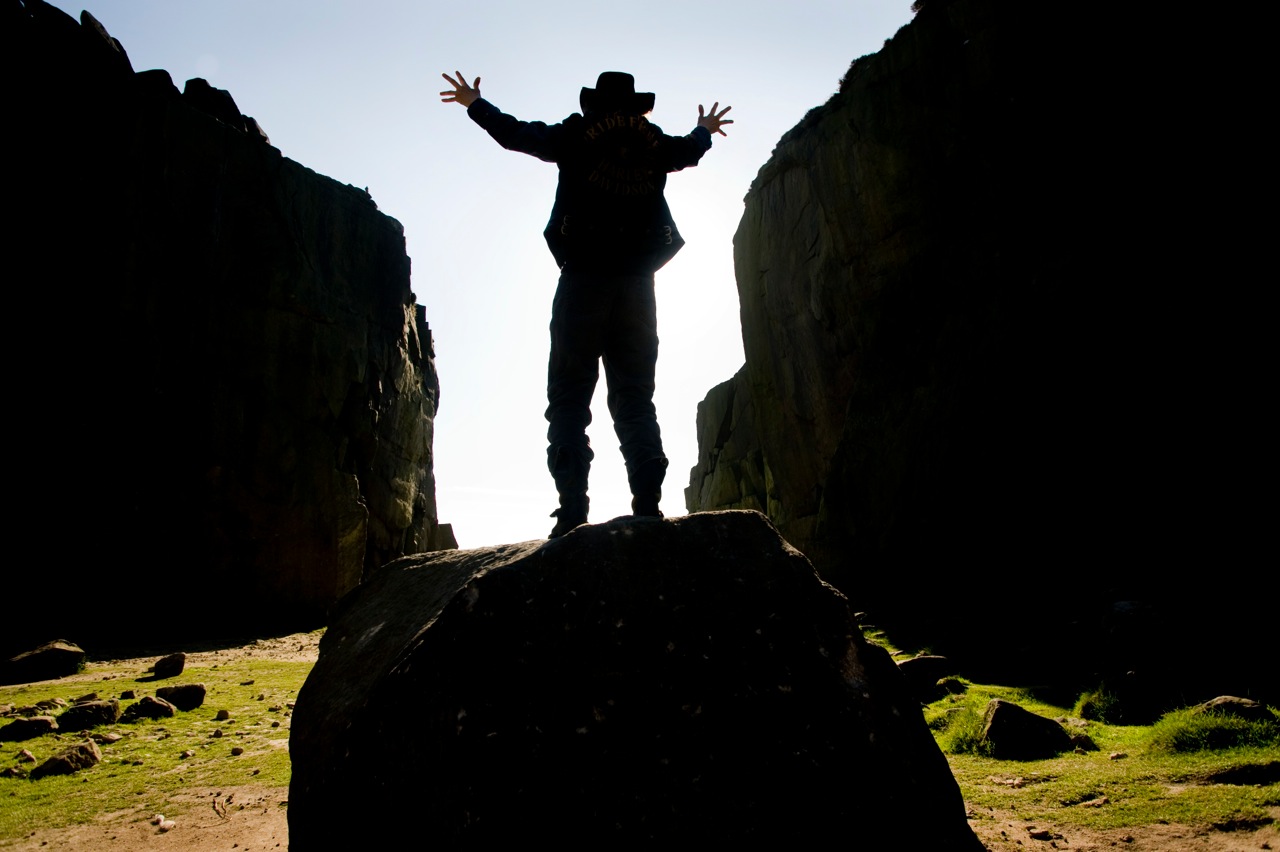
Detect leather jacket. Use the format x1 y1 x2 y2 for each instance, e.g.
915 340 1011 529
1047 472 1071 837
468 98 712 272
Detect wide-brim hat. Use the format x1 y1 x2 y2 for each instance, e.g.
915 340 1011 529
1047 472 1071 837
580 71 655 115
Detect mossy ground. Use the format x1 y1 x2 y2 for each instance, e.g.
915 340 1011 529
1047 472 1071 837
1 642 315 842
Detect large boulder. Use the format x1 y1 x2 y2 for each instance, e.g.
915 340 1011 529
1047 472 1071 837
0 641 85 685
290 511 982 848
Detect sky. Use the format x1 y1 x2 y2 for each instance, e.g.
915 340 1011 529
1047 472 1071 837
49 0 916 548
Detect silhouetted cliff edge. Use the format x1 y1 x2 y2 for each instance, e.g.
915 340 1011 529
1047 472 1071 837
685 0 1270 700
6 2 448 651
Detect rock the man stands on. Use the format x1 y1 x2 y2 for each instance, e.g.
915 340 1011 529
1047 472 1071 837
440 70 731 537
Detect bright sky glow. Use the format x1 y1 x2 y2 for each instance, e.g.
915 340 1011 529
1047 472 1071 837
49 0 914 548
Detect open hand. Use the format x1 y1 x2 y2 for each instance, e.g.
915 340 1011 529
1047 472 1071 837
697 102 733 136
440 71 481 107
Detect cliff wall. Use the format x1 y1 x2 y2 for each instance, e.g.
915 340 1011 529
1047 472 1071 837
7 2 446 648
685 0 1267 694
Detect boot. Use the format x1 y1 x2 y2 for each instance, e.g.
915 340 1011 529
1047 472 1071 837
549 493 589 538
548 445 590 538
629 456 668 518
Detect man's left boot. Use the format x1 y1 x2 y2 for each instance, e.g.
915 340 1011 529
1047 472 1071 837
629 456 668 518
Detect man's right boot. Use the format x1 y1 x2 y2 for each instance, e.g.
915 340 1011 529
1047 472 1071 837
629 456 668 518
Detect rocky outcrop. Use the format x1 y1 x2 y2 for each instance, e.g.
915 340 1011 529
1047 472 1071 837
6 2 447 649
684 0 1271 699
289 511 982 849
689 0 1107 596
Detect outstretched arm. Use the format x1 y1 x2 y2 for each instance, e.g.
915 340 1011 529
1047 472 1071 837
440 71 481 107
697 102 733 136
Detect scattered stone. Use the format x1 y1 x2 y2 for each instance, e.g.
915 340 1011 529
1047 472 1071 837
215 709 231 721
156 683 206 711
1109 752 1128 760
58 699 122 731
271 721 280 728
73 693 98 704
231 746 244 756
211 728 224 738
1069 733 1099 752
0 715 58 741
35 698 67 710
120 696 177 722
240 680 255 686
1190 696 1277 725
30 740 102 779
0 641 86 685
119 690 136 700
181 749 195 758
90 732 123 745
1 766 26 778
17 749 35 762
1027 827 1053 840
981 699 1072 760
1078 795 1109 807
152 653 186 679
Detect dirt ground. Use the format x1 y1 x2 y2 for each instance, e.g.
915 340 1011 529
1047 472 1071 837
5 632 1276 851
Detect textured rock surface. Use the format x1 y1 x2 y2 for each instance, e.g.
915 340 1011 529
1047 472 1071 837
30 740 103 780
0 641 86 686
981 699 1072 760
289 511 982 848
683 0 1272 701
7 2 445 649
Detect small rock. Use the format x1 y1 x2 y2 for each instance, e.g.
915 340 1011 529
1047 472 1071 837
152 653 186 679
158 819 175 832
1109 752 1127 760
120 690 136 700
1069 733 1098 752
231 746 244 756
211 728 223 738
1191 696 1277 725
17 749 36 762
215 709 231 721
181 749 195 758
58 699 122 731
156 683 206 712
1027 827 1053 840
0 716 58 741
73 693 98 704
120 696 178 723
30 740 102 779
90 732 123 745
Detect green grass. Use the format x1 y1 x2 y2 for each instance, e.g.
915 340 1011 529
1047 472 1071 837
1148 706 1280 753
0 655 311 841
928 684 1280 833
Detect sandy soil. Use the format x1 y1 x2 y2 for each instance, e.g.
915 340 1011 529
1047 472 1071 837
967 806 1280 851
5 632 1276 851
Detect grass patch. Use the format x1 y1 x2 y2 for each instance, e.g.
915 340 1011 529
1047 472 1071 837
1147 706 1280 754
0 654 313 841
931 688 1280 834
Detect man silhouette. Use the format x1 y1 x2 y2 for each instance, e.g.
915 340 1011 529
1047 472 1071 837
441 70 731 538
